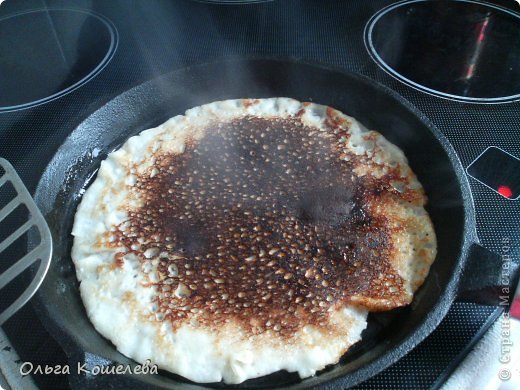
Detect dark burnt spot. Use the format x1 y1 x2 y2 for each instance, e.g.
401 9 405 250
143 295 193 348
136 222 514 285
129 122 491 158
168 223 208 256
296 186 354 227
113 115 405 336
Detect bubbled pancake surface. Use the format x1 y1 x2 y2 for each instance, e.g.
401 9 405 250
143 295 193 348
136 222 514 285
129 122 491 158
71 98 436 384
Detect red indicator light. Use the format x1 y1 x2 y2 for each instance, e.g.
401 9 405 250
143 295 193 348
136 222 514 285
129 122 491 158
497 185 513 198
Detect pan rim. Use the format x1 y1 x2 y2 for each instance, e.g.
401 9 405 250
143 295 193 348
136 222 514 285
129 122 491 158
32 56 478 389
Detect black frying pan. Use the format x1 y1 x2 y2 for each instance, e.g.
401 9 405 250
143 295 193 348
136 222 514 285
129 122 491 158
32 58 519 389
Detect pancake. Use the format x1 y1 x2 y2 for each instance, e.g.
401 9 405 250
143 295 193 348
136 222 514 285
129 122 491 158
71 98 437 384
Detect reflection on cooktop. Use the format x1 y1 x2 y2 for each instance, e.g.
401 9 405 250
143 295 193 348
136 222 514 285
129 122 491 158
192 0 273 3
365 0 520 103
0 8 117 112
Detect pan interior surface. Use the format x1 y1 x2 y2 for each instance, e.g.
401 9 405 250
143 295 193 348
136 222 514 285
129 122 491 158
33 59 471 388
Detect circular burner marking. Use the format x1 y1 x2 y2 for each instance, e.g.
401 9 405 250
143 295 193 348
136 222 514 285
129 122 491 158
364 0 520 103
0 8 118 112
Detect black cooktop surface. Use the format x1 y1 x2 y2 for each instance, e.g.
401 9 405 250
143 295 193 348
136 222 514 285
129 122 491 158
366 0 520 102
0 0 518 389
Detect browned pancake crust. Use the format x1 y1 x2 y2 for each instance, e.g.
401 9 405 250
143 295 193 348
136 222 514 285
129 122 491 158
110 115 409 336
